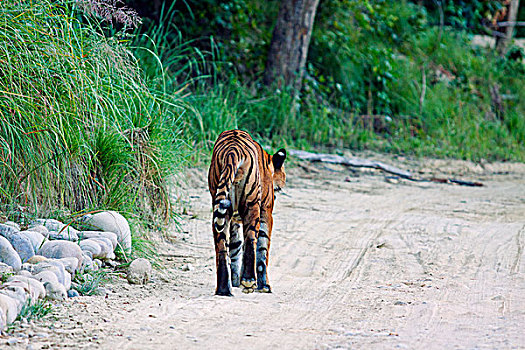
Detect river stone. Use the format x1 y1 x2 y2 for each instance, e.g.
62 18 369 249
55 257 79 274
31 270 59 286
5 276 46 301
0 262 14 274
27 255 48 264
18 231 46 253
33 261 70 290
26 225 49 237
37 219 79 241
67 290 79 298
0 294 19 324
0 285 27 312
79 239 102 258
0 304 5 331
17 270 32 277
4 221 20 231
0 236 22 271
43 282 66 301
20 263 35 274
81 211 131 252
37 241 83 266
81 231 118 250
5 233 34 263
81 254 96 272
127 258 152 285
91 237 115 259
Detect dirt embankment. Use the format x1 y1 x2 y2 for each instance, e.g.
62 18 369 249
4 153 525 349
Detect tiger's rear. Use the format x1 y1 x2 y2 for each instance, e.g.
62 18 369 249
208 129 286 295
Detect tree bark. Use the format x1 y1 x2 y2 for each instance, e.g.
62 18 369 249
496 0 521 56
263 0 320 92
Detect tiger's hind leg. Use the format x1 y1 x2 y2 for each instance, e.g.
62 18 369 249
240 205 260 293
256 220 272 293
213 199 233 296
229 212 243 288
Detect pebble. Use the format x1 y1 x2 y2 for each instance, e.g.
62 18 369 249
182 263 194 271
67 290 80 298
127 258 152 285
0 235 23 271
6 338 18 346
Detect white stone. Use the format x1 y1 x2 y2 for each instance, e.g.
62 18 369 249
18 231 45 253
0 294 19 324
6 276 46 301
127 258 152 285
0 236 22 271
37 241 83 266
44 282 67 301
82 211 131 252
80 231 118 250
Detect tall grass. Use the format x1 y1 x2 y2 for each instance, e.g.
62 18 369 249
0 0 187 224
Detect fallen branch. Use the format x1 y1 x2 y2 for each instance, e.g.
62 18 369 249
289 150 483 187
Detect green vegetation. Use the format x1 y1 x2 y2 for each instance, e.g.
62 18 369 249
1 0 523 229
72 269 111 296
15 299 53 323
0 0 185 226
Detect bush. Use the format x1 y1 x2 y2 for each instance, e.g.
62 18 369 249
0 0 187 223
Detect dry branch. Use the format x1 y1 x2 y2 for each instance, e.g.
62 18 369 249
289 150 483 187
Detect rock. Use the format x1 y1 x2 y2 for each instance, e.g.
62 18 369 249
94 287 107 296
31 270 59 286
17 270 32 277
33 261 70 290
0 285 27 312
127 258 152 285
0 294 19 324
20 263 35 274
36 219 79 241
55 257 79 274
79 239 102 258
3 221 20 231
80 231 118 250
18 231 45 253
91 237 115 259
43 282 66 301
0 306 5 331
182 263 194 271
81 211 131 252
26 225 49 237
48 229 79 242
37 241 83 266
67 290 79 298
0 224 34 263
0 236 22 271
81 254 96 272
6 276 46 301
27 255 48 264
93 259 102 269
0 262 14 274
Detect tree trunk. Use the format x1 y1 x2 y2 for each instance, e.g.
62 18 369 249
263 0 320 92
496 0 521 56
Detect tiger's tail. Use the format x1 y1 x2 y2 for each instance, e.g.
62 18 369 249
213 157 243 236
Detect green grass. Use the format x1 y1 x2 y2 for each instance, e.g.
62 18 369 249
0 0 188 230
15 299 53 324
72 269 111 296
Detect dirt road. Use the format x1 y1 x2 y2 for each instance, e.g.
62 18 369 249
8 154 525 349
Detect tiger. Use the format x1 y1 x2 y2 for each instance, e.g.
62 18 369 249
208 129 286 296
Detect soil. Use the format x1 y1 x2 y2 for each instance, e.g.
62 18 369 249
2 152 524 349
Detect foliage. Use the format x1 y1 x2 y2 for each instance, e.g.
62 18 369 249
0 0 187 226
72 269 111 296
15 299 53 323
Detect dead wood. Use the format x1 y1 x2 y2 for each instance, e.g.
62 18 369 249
289 150 483 187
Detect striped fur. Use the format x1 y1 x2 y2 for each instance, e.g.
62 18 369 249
208 129 286 295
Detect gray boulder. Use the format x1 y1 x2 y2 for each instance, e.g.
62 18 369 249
18 230 46 252
36 219 79 241
33 261 71 290
80 231 118 250
127 258 152 285
3 221 20 231
44 282 67 301
0 262 14 274
79 239 102 258
0 236 22 271
91 237 115 259
26 224 49 237
37 241 83 266
6 276 46 301
81 211 131 252
0 224 34 262
31 270 59 286
0 294 19 324
55 257 79 274
0 285 27 312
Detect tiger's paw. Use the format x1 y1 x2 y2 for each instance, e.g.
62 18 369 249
256 284 272 293
241 278 256 293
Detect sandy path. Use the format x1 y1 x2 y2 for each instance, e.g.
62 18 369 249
6 156 525 349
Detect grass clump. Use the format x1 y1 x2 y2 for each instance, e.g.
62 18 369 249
72 269 111 296
15 299 53 324
0 0 187 226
